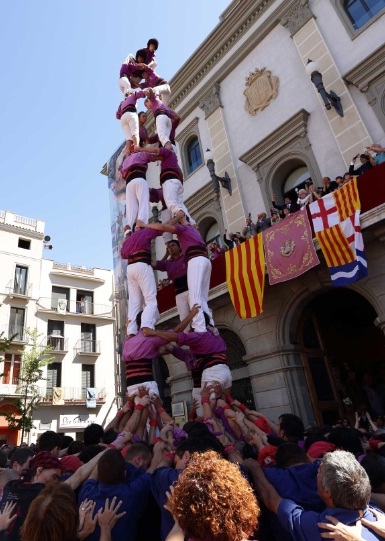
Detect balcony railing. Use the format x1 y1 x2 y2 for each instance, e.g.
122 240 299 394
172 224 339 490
0 324 26 342
6 281 32 298
38 386 106 403
36 298 113 317
74 339 100 355
0 382 19 395
45 335 68 352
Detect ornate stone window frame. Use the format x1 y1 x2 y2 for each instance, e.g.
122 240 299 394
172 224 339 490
175 117 205 180
239 109 322 209
330 0 385 39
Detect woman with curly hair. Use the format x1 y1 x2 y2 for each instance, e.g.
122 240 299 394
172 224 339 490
166 450 260 541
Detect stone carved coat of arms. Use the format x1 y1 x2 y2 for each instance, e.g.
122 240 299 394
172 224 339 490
244 68 279 115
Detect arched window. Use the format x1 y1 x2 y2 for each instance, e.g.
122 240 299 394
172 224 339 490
344 0 385 29
220 329 247 370
186 137 203 174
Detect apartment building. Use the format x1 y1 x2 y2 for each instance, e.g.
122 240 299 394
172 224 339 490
0 210 118 444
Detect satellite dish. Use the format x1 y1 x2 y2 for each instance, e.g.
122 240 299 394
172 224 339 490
44 235 51 242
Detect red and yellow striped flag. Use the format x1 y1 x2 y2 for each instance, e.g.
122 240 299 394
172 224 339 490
225 233 265 318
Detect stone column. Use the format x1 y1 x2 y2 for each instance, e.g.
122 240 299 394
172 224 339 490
280 0 372 166
200 83 246 234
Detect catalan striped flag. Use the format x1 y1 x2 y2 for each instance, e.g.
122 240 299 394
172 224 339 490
225 233 265 318
309 179 367 286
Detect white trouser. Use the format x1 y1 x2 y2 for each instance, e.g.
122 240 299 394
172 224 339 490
192 387 204 418
155 115 172 146
120 111 139 143
126 262 159 335
163 178 192 220
187 256 213 332
119 76 131 95
127 380 159 399
125 177 149 231
154 84 171 106
201 364 232 390
175 290 190 331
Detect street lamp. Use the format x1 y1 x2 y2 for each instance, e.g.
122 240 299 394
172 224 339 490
204 149 232 196
305 59 344 117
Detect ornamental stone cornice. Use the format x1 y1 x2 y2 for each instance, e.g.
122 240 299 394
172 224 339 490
239 108 310 170
167 0 306 120
343 44 385 91
279 0 314 37
0 223 44 240
175 116 199 143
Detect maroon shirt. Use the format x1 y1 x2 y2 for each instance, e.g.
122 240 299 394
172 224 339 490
116 90 145 119
121 152 157 180
121 228 161 259
173 224 206 253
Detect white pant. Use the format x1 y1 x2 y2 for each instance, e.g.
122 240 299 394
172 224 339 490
125 177 149 231
155 115 172 147
192 364 232 418
119 76 131 95
187 256 213 332
201 364 232 390
126 262 159 335
127 380 159 399
176 290 191 331
163 178 192 220
154 84 171 106
120 111 139 143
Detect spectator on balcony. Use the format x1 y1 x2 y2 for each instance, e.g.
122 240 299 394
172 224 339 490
349 153 373 176
256 212 271 233
272 193 299 215
321 176 338 195
367 143 385 166
208 241 226 260
271 209 281 224
335 176 344 189
242 216 257 240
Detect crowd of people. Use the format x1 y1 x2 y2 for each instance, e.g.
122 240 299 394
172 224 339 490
2 392 385 540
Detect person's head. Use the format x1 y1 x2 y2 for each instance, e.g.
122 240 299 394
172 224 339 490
21 482 78 541
335 176 343 185
361 453 385 493
284 197 292 204
147 38 159 52
278 414 304 442
144 98 152 110
10 447 34 473
327 427 363 458
317 450 371 509
78 444 104 464
24 451 62 484
174 437 224 469
98 449 125 484
298 188 307 198
59 435 74 450
275 442 310 468
135 48 147 64
103 428 119 445
167 451 260 541
322 177 331 186
37 431 61 456
283 207 290 216
124 443 152 470
0 450 7 468
67 440 84 455
138 111 147 125
343 172 351 181
360 154 370 163
166 240 182 258
83 423 104 446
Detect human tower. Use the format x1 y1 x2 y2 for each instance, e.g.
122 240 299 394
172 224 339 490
116 40 232 410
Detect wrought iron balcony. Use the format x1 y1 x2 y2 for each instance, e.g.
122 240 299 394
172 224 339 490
38 386 106 403
0 324 26 343
6 280 32 298
45 335 68 352
36 298 113 318
74 339 100 355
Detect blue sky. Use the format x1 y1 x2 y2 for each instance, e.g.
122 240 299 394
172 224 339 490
0 0 230 269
